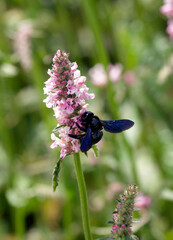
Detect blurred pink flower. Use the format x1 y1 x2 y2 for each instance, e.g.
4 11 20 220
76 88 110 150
88 63 123 86
88 63 107 87
160 0 173 38
13 22 33 70
96 138 104 150
106 182 124 200
124 70 136 85
160 0 173 18
135 193 151 208
87 155 99 165
44 50 95 158
166 20 173 38
108 63 123 82
165 0 173 2
87 139 104 165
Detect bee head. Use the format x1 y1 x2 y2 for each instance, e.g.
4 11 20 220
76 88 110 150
81 111 94 122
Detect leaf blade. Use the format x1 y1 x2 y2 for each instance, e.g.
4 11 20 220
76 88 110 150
92 144 99 157
52 158 62 192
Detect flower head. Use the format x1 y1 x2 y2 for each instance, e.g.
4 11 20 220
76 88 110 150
166 19 173 38
160 0 173 38
135 193 151 209
111 184 138 239
44 50 95 159
13 22 33 71
108 63 123 83
124 70 136 85
88 62 123 87
160 0 173 18
88 63 107 87
106 182 124 200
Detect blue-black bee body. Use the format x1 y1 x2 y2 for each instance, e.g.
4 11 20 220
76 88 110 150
69 111 134 154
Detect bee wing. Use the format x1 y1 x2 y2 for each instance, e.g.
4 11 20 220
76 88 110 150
102 119 134 133
80 127 92 152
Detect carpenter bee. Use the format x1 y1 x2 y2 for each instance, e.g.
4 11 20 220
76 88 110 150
69 111 134 153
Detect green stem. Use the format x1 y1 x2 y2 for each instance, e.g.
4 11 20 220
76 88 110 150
14 207 25 240
73 153 92 240
81 0 109 66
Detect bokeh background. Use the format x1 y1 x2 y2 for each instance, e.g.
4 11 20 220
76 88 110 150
1 0 173 239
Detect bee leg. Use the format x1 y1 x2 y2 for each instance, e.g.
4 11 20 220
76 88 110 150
76 123 87 132
92 131 103 145
69 133 85 140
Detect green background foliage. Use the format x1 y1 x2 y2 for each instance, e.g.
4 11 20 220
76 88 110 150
0 0 173 239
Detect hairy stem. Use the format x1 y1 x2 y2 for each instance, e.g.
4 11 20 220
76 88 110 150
73 153 92 240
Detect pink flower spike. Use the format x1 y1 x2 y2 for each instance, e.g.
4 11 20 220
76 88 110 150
43 50 94 159
13 22 33 71
111 184 138 239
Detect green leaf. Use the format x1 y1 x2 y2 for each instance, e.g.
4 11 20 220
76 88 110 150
53 125 65 133
92 144 99 157
52 158 63 192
